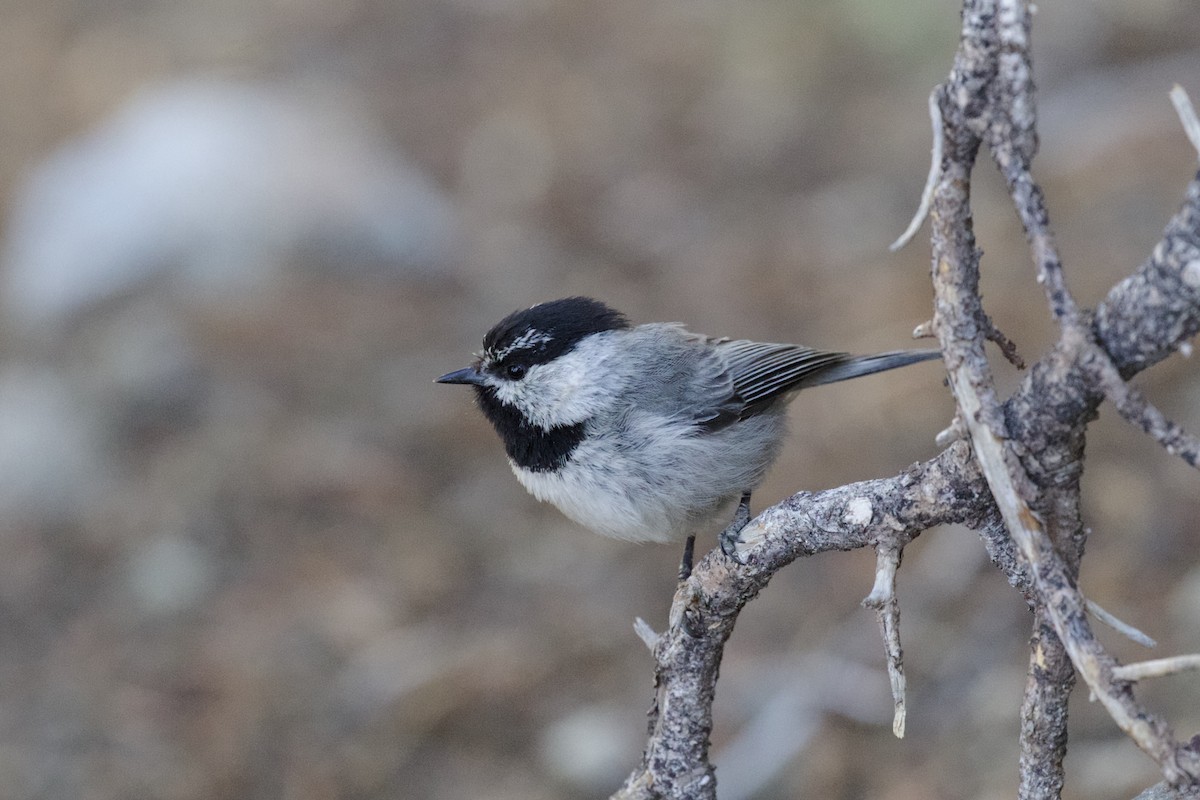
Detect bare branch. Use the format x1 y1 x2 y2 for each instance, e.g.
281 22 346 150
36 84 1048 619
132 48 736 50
1086 345 1200 469
890 89 943 252
1087 599 1158 649
614 3 1200 796
1172 85 1200 161
1019 610 1075 800
1094 175 1200 372
930 0 1200 790
982 312 1026 368
989 0 1081 326
612 444 986 800
862 542 907 738
633 617 660 652
1132 780 1200 800
1114 656 1200 683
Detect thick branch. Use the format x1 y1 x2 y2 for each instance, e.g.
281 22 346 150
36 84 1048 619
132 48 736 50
933 0 1200 792
612 444 985 800
615 164 1200 800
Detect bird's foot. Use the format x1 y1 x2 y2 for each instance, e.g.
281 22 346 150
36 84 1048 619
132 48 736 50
718 491 753 563
678 535 696 582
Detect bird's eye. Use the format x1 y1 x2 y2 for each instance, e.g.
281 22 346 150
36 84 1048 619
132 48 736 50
505 363 527 380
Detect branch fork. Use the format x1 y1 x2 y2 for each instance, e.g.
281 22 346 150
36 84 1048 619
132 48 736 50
611 4 1200 797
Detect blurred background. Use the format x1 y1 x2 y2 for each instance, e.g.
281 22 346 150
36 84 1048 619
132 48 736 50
1 0 1198 798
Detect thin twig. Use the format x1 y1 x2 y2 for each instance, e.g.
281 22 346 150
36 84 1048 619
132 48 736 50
937 172 1194 784
936 193 1156 781
1091 347 1200 470
890 89 943 252
1114 656 1200 683
862 543 907 738
633 617 660 652
982 312 1026 369
1087 599 1158 649
989 0 1081 327
1172 85 1200 161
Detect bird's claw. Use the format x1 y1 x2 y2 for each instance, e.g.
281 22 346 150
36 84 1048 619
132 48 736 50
678 535 696 581
719 492 753 563
719 527 746 563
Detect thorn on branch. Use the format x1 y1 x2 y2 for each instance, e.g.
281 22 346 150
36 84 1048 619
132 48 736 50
913 319 936 340
982 312 1026 369
935 413 969 448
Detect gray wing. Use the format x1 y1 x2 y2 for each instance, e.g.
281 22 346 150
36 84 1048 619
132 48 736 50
697 339 940 431
693 340 849 430
719 340 852 406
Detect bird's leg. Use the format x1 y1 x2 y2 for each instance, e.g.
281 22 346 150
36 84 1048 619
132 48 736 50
678 535 696 582
718 491 753 562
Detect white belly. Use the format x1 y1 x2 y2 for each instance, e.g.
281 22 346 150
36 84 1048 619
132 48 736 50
509 413 784 542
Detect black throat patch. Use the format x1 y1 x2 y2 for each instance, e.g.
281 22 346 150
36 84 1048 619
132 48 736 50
474 387 586 472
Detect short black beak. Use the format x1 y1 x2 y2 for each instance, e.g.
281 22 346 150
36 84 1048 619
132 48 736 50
435 366 487 386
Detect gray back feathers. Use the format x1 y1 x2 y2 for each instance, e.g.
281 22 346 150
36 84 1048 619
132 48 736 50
616 325 939 433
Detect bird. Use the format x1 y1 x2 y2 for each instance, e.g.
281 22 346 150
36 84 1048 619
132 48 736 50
437 297 939 578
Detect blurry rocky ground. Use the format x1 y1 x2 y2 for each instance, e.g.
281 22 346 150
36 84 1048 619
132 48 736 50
0 0 1197 798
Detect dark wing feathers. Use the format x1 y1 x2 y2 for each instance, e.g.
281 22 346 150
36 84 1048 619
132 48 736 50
717 339 851 407
697 339 940 430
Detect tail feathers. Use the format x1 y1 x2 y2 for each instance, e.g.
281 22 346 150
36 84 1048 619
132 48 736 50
798 349 942 388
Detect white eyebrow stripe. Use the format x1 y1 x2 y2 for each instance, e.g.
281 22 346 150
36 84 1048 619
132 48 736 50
491 329 554 361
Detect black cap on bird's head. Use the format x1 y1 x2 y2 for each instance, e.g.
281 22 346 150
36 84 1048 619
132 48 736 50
436 297 629 386
481 297 629 365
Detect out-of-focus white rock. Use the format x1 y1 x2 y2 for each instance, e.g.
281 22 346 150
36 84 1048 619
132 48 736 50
537 704 640 794
126 534 216 617
1 78 460 331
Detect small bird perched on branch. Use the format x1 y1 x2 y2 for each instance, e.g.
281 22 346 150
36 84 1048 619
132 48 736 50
437 297 939 577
